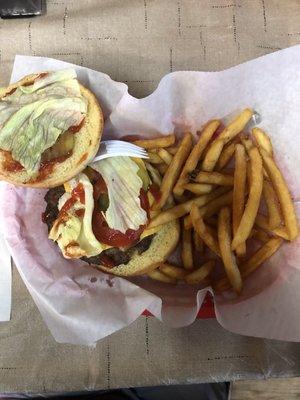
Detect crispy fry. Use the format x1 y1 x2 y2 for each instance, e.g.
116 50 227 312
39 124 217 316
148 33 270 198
159 263 187 279
134 134 176 149
193 230 204 254
185 260 215 284
260 149 298 241
153 132 193 210
147 151 163 164
184 190 233 229
255 214 290 240
148 269 177 284
195 171 234 186
148 184 229 229
166 145 179 155
190 203 220 256
173 120 220 196
181 227 194 270
232 147 263 250
218 207 242 293
233 144 247 256
157 148 173 165
252 127 273 155
157 163 168 175
214 237 283 292
202 109 253 171
184 183 215 195
216 142 236 170
263 180 281 229
241 137 254 154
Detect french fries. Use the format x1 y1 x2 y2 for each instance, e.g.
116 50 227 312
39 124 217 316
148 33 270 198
134 134 176 149
260 149 298 240
147 151 163 164
181 227 193 270
153 132 192 210
159 263 188 279
231 147 263 250
263 180 281 229
214 237 283 293
141 110 298 294
193 230 204 254
202 109 253 171
216 142 236 170
190 203 220 256
185 260 215 284
149 186 229 229
148 269 177 284
157 148 173 165
184 183 215 195
252 127 273 155
218 207 242 293
173 120 220 196
195 171 234 186
184 190 233 229
232 144 247 256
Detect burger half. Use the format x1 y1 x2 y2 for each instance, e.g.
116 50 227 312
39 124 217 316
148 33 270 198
0 69 103 187
43 157 180 276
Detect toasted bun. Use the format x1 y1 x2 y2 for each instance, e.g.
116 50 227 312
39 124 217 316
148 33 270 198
97 220 180 276
0 73 103 188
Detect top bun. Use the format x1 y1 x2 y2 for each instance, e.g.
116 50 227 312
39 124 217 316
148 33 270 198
0 72 103 188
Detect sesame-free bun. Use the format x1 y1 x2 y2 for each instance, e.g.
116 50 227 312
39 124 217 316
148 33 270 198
97 220 180 276
0 73 103 188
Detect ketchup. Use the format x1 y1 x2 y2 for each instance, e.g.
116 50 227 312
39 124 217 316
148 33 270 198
2 151 24 172
31 153 71 183
92 172 150 247
59 183 85 216
67 118 85 134
149 183 161 203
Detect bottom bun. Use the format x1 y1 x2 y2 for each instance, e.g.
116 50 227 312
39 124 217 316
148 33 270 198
96 220 180 276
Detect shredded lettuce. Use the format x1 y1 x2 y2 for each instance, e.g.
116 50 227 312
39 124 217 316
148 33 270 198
0 69 87 175
49 173 106 258
91 157 148 234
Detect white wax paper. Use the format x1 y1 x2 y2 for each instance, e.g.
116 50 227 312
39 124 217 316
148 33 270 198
0 49 300 344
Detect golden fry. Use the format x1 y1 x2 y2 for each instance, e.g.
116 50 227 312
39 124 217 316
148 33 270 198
184 183 215 195
232 144 247 256
216 142 236 170
173 120 220 196
263 180 281 229
214 237 283 292
181 227 194 270
157 148 173 165
153 132 193 210
185 260 215 284
134 134 176 149
260 149 298 241
148 269 177 284
241 137 254 154
232 147 263 250
157 163 168 175
202 109 253 171
166 145 179 155
184 190 233 229
159 263 187 279
193 229 204 254
147 151 163 164
252 127 273 155
218 207 242 293
190 203 220 256
195 171 234 186
149 186 229 229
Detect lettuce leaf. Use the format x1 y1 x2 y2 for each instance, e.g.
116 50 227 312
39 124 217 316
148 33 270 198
91 157 148 234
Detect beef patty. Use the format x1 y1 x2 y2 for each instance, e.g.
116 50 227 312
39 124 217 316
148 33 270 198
43 186 154 267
